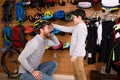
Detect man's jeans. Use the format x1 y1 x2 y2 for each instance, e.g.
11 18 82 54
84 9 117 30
19 61 57 80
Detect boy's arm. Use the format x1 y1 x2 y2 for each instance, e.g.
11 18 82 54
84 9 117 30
53 23 74 33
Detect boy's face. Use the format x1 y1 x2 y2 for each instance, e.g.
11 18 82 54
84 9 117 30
73 15 81 24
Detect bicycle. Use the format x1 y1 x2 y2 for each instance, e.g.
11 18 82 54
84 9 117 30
0 24 34 78
1 46 21 78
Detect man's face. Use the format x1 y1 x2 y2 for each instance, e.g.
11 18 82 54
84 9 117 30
42 24 53 38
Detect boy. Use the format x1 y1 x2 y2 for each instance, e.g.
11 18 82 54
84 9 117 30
53 8 88 80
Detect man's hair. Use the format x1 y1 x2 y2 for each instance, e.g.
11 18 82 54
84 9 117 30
73 8 86 20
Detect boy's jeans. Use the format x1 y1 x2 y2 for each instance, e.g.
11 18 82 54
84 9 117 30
19 61 57 80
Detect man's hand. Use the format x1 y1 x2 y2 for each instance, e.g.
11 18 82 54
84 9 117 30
32 70 42 80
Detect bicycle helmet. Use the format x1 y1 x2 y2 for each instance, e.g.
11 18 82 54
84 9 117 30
52 41 63 50
24 25 34 34
33 20 51 34
45 46 51 49
70 0 78 5
53 10 65 20
63 42 70 49
77 2 92 8
42 10 54 20
65 11 74 22
58 0 66 6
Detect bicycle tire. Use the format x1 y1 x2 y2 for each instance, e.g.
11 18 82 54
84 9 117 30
1 48 20 78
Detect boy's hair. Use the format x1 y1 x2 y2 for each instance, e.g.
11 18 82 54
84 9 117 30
73 8 86 20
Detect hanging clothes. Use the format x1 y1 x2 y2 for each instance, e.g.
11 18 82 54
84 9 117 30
86 17 100 64
98 20 115 63
97 21 102 46
105 23 120 74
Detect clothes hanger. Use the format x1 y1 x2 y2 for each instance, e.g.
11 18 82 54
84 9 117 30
58 0 66 6
102 11 116 22
70 0 78 5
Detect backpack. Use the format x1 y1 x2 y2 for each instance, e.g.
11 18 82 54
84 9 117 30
16 1 26 22
2 26 12 47
38 0 49 9
12 25 27 47
29 0 38 8
2 0 14 23
49 0 56 7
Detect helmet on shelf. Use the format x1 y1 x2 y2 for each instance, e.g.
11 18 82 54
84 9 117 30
53 10 65 20
42 10 54 20
24 25 34 34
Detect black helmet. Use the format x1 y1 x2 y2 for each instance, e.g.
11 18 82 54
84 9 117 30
32 20 51 34
65 11 74 22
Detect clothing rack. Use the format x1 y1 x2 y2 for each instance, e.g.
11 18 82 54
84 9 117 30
103 12 116 21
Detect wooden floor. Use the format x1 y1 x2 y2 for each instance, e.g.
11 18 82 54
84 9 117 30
0 73 75 80
0 73 19 80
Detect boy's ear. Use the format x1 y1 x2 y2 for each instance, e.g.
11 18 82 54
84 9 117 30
78 16 82 19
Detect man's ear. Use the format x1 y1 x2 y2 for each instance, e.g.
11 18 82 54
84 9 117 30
40 28 43 33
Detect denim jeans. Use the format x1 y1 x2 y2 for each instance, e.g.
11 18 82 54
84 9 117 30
19 61 57 80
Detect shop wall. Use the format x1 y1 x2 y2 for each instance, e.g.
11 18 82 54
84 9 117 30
0 0 120 80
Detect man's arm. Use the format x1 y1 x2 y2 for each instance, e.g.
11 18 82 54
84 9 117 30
47 33 60 46
18 42 36 73
18 42 43 80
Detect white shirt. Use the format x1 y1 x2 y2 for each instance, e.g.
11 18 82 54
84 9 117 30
53 23 88 57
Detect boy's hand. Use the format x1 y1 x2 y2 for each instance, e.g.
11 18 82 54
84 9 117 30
71 56 77 62
32 70 42 80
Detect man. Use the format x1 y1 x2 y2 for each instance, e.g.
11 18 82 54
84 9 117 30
18 20 60 80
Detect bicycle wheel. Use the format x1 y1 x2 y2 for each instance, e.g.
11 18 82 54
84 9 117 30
1 48 20 78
